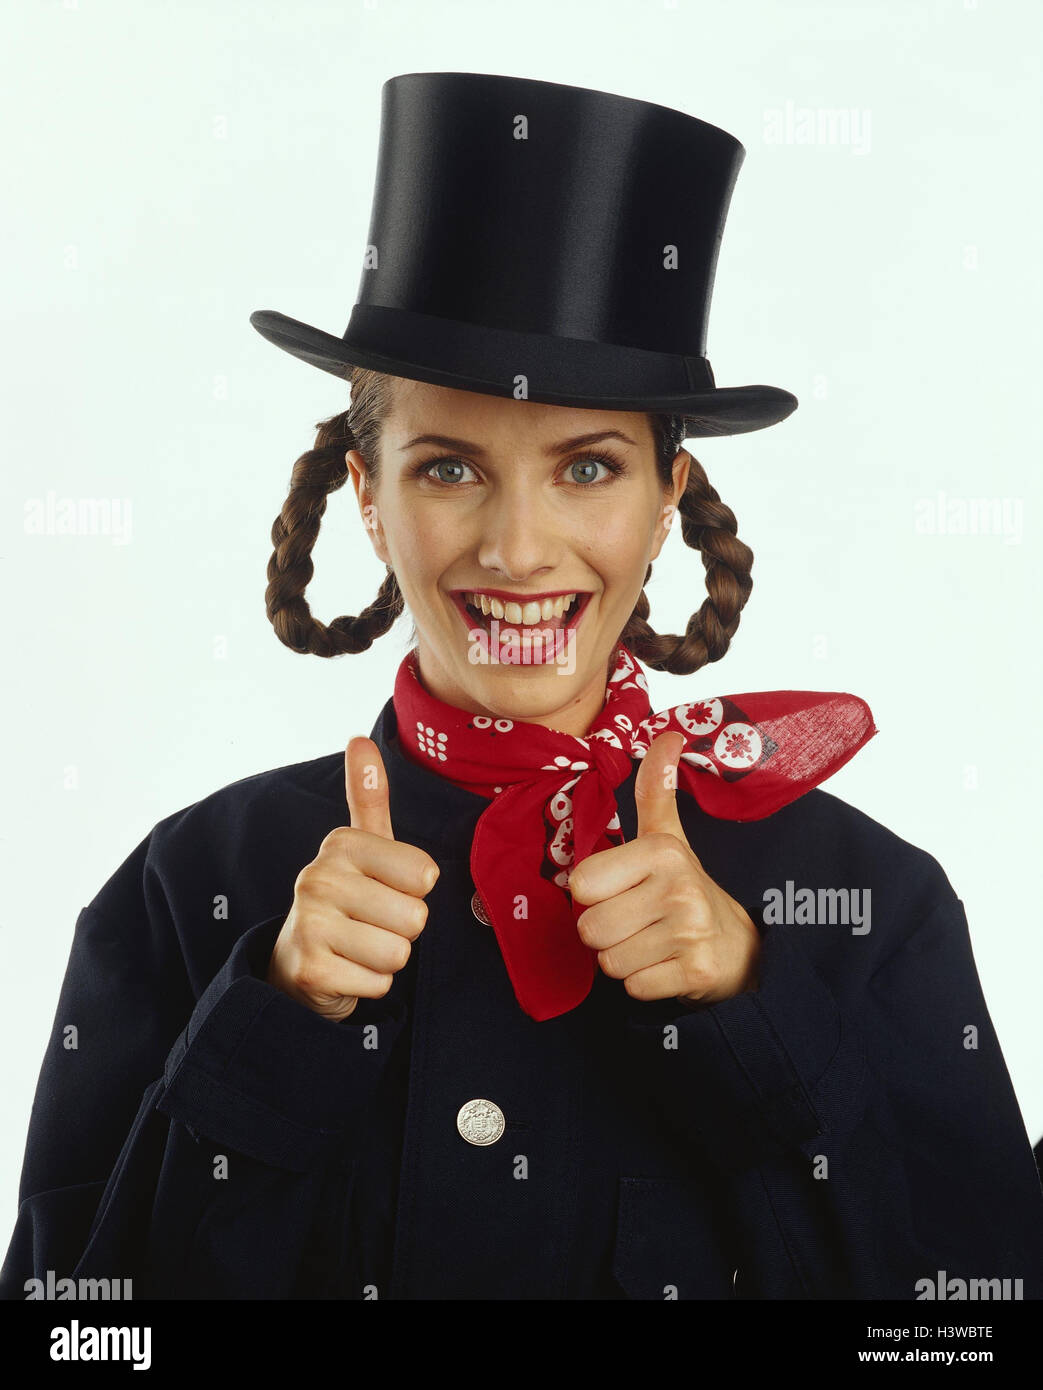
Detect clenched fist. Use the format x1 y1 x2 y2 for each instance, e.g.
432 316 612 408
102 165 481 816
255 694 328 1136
266 737 440 1022
569 731 760 1005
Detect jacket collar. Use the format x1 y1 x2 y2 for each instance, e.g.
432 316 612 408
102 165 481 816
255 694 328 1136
369 698 490 860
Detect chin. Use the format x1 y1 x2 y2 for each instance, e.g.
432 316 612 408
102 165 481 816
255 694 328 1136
462 658 584 696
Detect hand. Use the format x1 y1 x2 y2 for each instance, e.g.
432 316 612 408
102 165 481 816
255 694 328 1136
567 731 761 1006
266 737 440 1022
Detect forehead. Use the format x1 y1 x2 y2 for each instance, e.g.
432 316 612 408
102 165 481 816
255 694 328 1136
383 377 655 451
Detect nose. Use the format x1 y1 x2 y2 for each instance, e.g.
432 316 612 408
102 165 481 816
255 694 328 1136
475 479 566 581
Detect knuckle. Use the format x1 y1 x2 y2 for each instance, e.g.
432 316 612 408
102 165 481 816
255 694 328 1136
680 958 713 997
574 908 596 946
649 833 684 864
320 825 352 853
675 923 703 958
597 948 621 979
294 864 325 900
292 956 323 995
667 881 702 917
390 937 412 971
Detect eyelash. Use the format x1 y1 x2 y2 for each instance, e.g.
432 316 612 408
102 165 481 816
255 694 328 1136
411 452 628 489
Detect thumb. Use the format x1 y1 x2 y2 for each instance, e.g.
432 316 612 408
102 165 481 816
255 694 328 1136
345 737 395 839
634 731 687 841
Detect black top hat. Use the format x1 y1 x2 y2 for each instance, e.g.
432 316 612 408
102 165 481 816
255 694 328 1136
250 72 797 438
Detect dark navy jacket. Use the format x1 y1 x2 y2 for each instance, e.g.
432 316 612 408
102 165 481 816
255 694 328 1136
3 699 1042 1300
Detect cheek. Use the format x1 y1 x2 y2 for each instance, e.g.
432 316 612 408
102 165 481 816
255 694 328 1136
381 501 453 595
579 510 658 582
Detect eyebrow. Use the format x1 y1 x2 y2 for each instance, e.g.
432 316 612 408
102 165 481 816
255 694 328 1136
397 429 639 456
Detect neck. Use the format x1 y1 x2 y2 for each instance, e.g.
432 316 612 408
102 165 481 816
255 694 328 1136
411 646 616 739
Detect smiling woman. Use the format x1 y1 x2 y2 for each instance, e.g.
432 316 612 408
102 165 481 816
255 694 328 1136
264 369 754 734
3 70 1042 1305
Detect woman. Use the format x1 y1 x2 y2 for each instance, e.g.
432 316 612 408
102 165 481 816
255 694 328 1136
3 72 1042 1302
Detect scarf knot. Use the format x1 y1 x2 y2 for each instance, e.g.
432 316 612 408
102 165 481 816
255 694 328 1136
541 732 634 795
393 644 877 1021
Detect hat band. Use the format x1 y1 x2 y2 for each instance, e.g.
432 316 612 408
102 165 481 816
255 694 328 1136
343 303 715 397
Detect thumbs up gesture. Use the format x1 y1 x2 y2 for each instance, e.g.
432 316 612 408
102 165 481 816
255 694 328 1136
266 737 440 1022
567 732 760 1006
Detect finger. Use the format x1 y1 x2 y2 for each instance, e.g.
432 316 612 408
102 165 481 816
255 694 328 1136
307 867 431 940
345 737 394 839
292 952 397 1007
327 918 417 976
593 918 685 982
568 837 667 905
634 731 687 841
618 958 693 1005
575 876 667 948
319 826 439 899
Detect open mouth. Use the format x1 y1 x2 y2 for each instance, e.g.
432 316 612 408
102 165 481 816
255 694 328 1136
451 590 591 635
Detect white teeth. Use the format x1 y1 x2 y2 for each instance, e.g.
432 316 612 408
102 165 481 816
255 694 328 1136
464 591 579 625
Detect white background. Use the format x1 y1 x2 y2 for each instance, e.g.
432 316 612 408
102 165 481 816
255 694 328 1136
2 0 1040 1217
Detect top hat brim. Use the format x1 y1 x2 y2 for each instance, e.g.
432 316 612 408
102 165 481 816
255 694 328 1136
249 310 798 439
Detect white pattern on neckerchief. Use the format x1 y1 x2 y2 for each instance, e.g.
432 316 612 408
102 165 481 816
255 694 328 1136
392 643 876 1021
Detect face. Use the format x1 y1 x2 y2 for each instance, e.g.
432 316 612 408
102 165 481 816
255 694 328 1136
346 377 690 737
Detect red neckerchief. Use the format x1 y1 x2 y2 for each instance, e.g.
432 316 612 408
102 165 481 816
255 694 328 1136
393 644 876 1021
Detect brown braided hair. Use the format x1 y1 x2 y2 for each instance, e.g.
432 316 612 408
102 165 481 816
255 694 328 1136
265 368 754 674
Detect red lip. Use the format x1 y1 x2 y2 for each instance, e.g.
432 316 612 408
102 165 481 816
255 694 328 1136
450 591 591 634
451 587 588 603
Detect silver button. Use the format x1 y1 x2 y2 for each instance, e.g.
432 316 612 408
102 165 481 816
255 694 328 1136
457 1098 506 1146
471 891 491 925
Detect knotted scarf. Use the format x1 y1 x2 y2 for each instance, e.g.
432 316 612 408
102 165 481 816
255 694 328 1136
393 644 876 1021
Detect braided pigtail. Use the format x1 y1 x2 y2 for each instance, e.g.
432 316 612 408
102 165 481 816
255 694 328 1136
621 424 754 676
265 381 753 671
265 408 404 656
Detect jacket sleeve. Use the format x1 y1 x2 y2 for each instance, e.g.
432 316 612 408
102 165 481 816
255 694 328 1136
0 833 409 1301
622 891 1043 1299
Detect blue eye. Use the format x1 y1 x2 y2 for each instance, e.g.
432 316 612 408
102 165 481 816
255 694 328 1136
567 455 623 485
423 457 475 484
414 453 627 487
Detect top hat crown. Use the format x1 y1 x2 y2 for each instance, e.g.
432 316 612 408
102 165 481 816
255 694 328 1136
250 71 797 437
